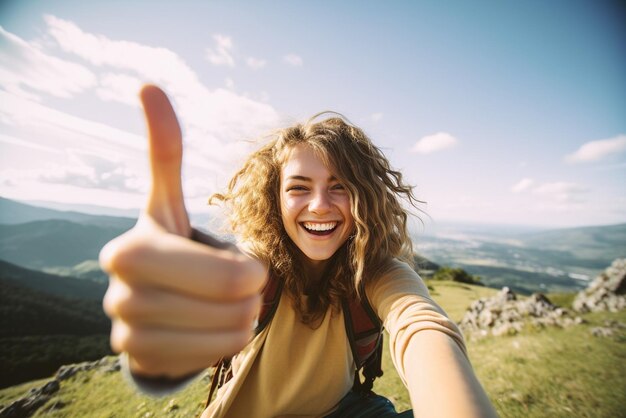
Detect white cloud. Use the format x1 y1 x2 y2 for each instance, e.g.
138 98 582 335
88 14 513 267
0 148 146 193
44 15 201 89
511 178 534 193
0 133 63 154
96 73 143 106
565 134 626 163
205 34 235 67
532 181 587 203
411 132 458 154
371 112 383 122
41 16 281 163
225 77 235 89
0 26 96 100
0 18 285 210
246 57 267 70
283 54 303 67
510 177 588 206
0 90 146 152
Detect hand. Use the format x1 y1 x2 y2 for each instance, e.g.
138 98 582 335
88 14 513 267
99 85 267 379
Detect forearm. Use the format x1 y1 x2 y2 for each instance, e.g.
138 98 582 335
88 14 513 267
404 330 498 418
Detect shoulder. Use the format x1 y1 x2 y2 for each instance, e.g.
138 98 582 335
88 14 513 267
365 259 431 307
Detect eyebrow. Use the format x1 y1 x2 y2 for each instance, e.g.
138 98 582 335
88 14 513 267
285 175 338 182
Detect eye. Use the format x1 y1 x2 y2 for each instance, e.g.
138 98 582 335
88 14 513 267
286 185 308 192
331 183 345 191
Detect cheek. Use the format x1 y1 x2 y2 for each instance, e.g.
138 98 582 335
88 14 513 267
339 198 354 223
280 194 300 226
281 197 297 220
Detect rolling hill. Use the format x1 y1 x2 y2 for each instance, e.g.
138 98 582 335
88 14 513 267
0 261 111 388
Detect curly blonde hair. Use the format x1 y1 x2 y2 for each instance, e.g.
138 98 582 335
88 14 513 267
210 112 421 325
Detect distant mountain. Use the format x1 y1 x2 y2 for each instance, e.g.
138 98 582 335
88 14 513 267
416 222 626 293
8 197 214 228
516 223 626 262
0 259 106 300
0 196 136 229
0 219 130 271
18 199 141 218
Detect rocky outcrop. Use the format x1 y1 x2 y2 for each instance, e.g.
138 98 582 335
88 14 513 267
0 380 60 418
0 357 119 418
459 287 582 339
573 258 626 313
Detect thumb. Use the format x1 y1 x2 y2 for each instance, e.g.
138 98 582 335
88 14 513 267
140 84 190 237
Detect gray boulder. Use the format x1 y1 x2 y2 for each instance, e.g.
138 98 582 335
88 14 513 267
573 259 626 313
460 287 581 339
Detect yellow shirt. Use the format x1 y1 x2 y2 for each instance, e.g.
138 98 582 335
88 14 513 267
202 260 466 418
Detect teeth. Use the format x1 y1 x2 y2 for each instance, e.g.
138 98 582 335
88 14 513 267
303 222 337 231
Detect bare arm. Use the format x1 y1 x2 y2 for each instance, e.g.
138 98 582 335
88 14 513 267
404 330 498 417
369 261 498 417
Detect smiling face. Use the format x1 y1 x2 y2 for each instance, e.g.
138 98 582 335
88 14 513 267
280 144 354 267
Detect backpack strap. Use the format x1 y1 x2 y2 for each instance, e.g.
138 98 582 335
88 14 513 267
255 273 283 334
207 274 283 406
342 280 384 393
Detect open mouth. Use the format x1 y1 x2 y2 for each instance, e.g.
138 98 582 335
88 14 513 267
301 221 339 236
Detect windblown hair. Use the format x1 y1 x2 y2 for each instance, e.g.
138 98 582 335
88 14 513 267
210 112 421 325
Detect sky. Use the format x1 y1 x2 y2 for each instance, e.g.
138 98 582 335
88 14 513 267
0 0 625 229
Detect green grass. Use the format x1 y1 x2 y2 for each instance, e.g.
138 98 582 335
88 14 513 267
426 280 499 322
1 283 624 418
470 310 626 418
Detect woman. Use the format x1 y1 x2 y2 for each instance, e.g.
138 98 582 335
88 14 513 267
100 85 497 417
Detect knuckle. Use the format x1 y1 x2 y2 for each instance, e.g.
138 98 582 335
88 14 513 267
222 259 249 299
110 321 132 353
223 257 267 299
245 259 268 291
103 281 145 322
102 233 151 277
102 285 117 319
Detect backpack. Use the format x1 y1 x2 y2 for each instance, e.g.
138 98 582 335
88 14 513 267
207 274 384 405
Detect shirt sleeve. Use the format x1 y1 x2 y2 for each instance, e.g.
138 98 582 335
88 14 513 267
366 260 467 387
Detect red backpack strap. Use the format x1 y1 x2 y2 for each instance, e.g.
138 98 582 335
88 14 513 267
255 273 283 334
342 280 384 393
207 274 283 406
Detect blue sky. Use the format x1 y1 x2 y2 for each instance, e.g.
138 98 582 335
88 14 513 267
0 0 624 228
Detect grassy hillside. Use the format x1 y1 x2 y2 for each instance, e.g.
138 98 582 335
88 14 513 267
0 264 111 388
2 281 623 417
0 260 106 300
0 275 108 338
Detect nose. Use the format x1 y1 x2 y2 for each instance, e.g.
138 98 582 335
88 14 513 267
309 190 331 214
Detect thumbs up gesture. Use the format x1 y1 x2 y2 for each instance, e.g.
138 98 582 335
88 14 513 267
99 85 267 379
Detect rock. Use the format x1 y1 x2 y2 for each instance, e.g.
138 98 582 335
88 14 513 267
0 379 60 418
0 356 122 418
591 327 614 337
164 399 180 413
573 259 626 313
460 287 581 340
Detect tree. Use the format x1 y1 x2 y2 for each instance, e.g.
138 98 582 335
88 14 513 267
431 267 483 286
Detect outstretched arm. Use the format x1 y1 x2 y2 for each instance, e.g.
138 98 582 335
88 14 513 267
369 261 498 417
403 329 498 417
